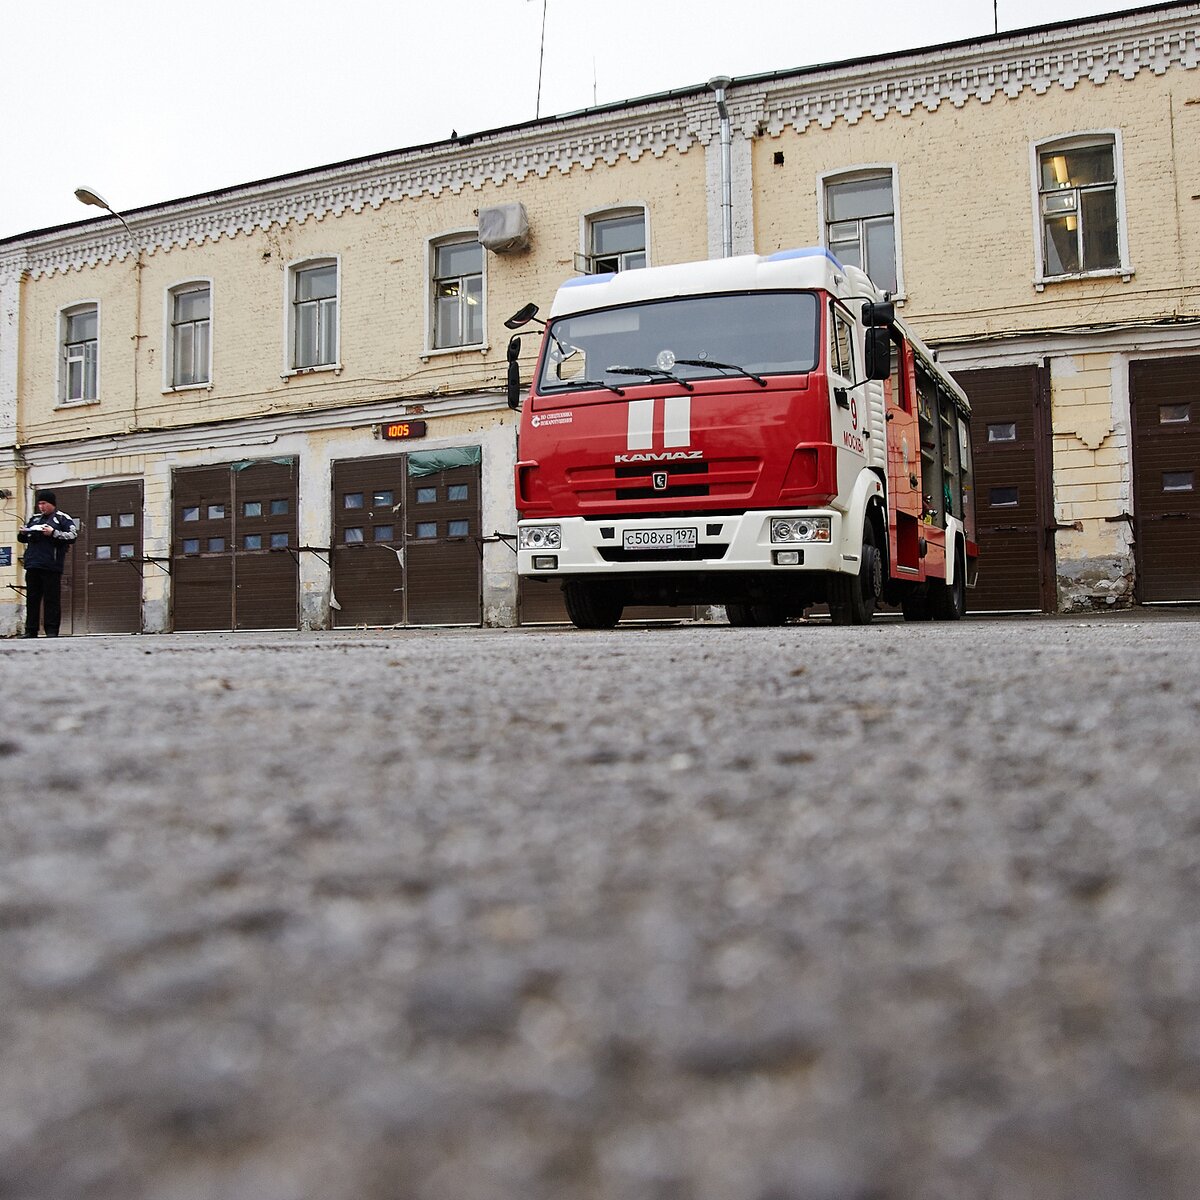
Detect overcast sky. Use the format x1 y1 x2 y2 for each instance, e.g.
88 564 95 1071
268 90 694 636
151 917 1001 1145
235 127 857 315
0 0 1146 240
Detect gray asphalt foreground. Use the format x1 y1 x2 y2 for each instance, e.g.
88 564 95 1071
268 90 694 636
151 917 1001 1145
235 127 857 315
1 612 1199 1200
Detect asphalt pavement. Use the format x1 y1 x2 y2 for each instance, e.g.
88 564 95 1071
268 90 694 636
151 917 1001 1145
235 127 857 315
2 612 1198 1200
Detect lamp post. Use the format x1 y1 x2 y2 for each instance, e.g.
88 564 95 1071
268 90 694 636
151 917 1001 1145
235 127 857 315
74 186 142 425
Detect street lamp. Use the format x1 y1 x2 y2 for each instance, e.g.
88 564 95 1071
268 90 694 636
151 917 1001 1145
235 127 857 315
73 185 143 423
74 186 135 241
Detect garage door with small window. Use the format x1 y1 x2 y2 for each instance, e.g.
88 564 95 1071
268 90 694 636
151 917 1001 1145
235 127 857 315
172 459 299 630
1131 356 1200 603
956 365 1056 612
42 481 144 635
331 447 481 627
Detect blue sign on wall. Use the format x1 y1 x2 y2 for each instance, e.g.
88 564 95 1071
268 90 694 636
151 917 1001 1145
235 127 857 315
0 547 11 567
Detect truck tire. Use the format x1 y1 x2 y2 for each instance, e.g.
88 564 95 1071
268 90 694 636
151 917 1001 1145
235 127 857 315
931 545 967 621
563 580 624 630
828 520 882 625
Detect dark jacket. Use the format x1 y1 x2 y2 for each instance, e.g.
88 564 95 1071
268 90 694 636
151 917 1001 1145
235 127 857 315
18 510 78 572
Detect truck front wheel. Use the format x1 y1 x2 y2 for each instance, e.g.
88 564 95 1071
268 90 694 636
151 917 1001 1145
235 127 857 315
828 520 882 625
563 580 624 630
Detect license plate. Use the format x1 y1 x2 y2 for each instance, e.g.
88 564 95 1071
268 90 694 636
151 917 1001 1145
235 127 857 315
622 527 698 550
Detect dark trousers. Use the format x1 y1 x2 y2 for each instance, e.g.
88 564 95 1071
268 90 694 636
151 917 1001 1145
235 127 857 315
25 568 63 637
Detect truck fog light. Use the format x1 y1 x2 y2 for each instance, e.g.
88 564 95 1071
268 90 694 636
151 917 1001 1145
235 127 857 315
773 549 802 565
519 524 561 549
532 555 558 570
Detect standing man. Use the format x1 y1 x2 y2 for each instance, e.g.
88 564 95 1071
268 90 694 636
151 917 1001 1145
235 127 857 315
17 491 77 638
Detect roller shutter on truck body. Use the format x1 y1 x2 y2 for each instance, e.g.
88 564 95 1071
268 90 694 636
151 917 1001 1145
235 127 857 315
172 459 299 631
955 365 1056 612
1131 356 1200 603
34 481 144 636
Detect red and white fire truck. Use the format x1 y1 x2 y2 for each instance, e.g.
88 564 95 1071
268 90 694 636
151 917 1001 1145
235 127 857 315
506 247 978 629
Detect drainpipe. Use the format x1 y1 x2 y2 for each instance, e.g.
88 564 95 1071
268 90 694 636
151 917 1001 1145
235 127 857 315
708 76 733 258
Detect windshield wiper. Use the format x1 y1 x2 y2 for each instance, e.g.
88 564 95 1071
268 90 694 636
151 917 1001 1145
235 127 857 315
673 357 768 387
552 377 627 396
606 365 695 392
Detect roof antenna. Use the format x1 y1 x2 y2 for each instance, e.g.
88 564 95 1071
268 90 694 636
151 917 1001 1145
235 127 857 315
994 0 999 34
535 0 548 118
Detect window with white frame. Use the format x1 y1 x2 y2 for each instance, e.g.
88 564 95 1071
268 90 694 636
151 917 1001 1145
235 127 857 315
432 239 483 349
291 260 338 369
585 210 646 274
169 283 211 387
823 171 899 295
1036 136 1122 278
62 304 98 403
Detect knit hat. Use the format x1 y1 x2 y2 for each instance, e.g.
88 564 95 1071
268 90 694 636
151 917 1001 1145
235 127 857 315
35 490 57 505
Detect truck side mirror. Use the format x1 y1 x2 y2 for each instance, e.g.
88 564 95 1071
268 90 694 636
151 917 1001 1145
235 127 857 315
864 327 892 381
504 303 539 330
507 335 522 409
865 300 895 327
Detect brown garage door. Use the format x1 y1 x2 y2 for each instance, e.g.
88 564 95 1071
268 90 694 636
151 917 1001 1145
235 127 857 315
172 459 299 630
956 365 1056 612
331 451 482 627
36 481 144 635
1131 356 1200 603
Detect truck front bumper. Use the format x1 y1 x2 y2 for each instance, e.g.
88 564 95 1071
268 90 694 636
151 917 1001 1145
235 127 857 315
517 512 849 578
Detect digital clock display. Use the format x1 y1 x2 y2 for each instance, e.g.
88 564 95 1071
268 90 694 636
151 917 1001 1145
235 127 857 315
381 419 428 440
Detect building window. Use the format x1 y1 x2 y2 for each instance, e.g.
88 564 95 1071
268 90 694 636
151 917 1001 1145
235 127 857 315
62 304 98 403
822 170 899 295
1035 135 1125 280
169 283 211 387
584 209 646 274
291 260 338 369
432 239 484 349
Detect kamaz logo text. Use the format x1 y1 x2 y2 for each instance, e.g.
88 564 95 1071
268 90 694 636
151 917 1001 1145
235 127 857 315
616 397 702 464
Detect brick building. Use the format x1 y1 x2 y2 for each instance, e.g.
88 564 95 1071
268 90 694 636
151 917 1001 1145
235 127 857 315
2 1 1198 633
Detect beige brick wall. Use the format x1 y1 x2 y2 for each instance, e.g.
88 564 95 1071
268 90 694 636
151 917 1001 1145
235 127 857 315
751 72 1200 340
17 148 706 446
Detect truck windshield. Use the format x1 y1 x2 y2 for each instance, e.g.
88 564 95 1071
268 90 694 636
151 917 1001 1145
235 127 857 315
537 291 820 395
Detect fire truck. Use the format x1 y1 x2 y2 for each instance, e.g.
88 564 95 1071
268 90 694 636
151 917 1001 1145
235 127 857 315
505 248 977 629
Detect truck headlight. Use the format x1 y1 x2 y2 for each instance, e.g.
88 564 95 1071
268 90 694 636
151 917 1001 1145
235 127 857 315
519 524 562 549
771 517 830 543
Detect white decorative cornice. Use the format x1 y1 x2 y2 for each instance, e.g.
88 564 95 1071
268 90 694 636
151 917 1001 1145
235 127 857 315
2 4 1196 281
753 8 1200 137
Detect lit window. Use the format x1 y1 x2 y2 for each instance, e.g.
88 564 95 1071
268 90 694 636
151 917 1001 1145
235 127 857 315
169 283 211 387
62 304 98 403
1037 137 1122 277
586 211 647 274
432 239 484 349
292 261 338 368
823 172 898 294
372 491 393 507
